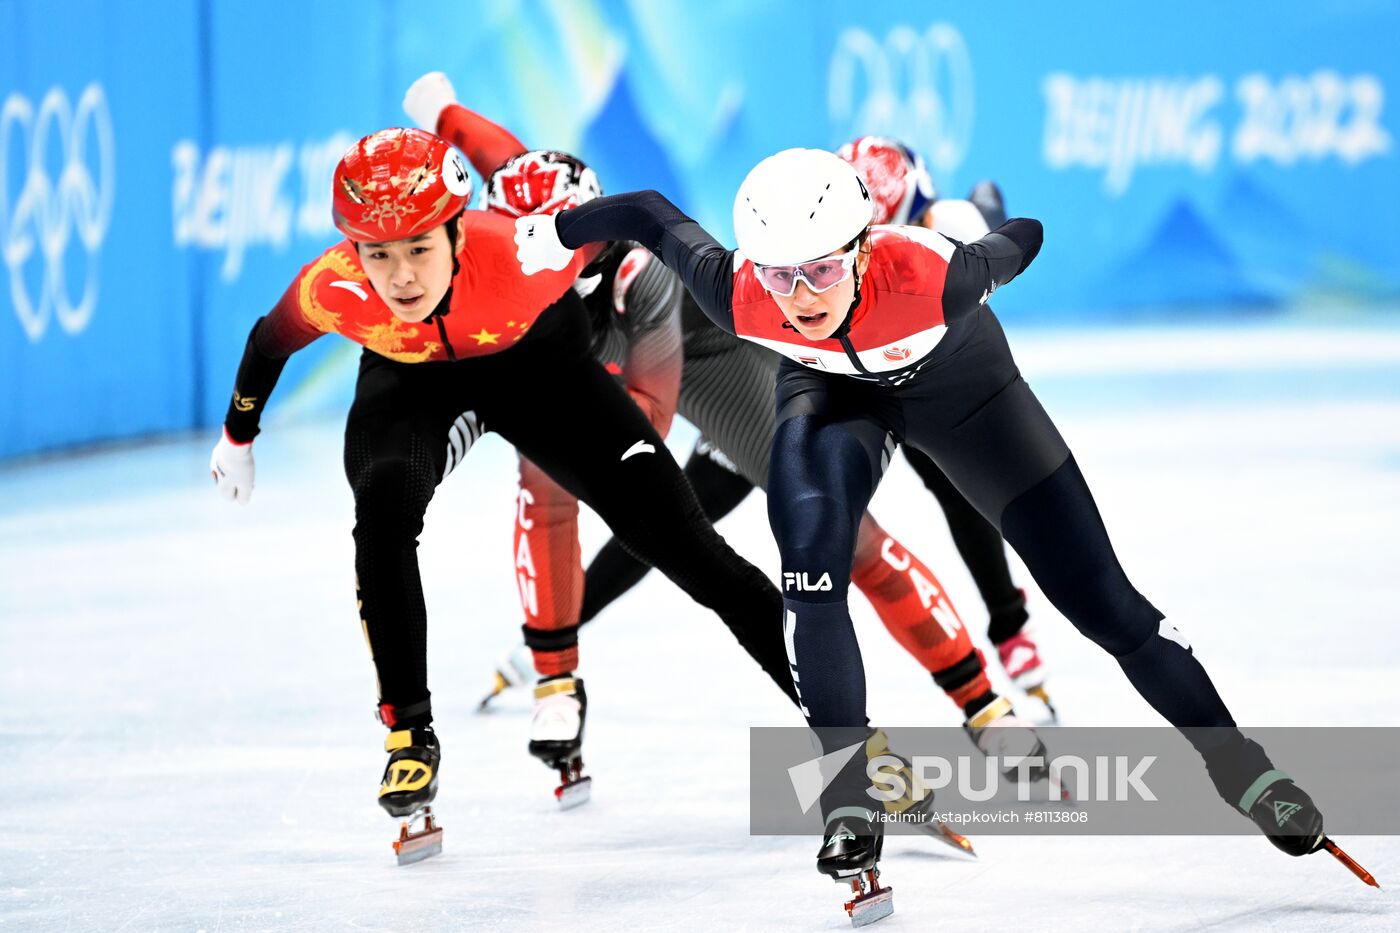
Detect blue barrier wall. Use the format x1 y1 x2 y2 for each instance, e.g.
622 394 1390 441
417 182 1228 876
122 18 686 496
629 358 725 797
3 0 1397 459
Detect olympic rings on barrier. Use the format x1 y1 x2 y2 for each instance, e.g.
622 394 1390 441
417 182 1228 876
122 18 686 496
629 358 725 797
828 24 976 180
1 83 115 342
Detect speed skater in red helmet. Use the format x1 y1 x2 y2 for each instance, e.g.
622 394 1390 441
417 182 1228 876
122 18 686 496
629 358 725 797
207 122 808 859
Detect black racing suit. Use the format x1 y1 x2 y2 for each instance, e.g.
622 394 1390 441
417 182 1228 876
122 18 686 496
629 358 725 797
226 285 798 731
553 190 1285 816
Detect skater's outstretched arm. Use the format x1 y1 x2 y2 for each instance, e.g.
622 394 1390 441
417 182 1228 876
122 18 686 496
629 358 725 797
404 72 527 178
436 103 528 178
222 278 328 443
553 191 739 334
937 218 1043 324
209 275 329 503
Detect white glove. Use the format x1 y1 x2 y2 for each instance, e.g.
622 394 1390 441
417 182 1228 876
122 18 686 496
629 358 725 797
513 213 574 275
210 429 255 505
403 71 457 132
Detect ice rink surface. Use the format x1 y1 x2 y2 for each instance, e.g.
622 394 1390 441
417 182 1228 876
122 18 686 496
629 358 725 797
2 323 1399 931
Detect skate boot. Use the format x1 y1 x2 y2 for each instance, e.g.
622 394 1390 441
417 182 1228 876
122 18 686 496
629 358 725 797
964 695 1061 794
476 641 536 711
817 807 893 927
1205 736 1377 886
867 729 975 856
378 726 443 864
529 675 591 809
1245 777 1325 856
995 626 1057 722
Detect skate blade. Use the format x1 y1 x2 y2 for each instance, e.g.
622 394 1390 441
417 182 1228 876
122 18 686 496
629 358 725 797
476 671 511 712
845 886 893 927
922 820 977 858
1044 767 1076 804
1024 685 1058 723
1323 837 1380 888
393 810 443 865
555 775 592 810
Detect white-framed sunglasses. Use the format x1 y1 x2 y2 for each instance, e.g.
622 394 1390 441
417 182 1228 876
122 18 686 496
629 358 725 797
754 250 858 298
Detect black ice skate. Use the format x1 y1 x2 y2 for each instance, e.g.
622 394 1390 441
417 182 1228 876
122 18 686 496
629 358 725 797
1242 776 1377 885
529 676 591 809
1244 777 1325 856
817 807 893 927
1207 738 1378 887
378 726 443 865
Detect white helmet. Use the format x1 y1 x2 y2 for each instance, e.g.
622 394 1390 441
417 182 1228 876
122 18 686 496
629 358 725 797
733 148 873 266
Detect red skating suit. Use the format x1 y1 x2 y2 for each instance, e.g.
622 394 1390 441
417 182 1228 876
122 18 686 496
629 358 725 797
730 224 961 382
254 212 586 361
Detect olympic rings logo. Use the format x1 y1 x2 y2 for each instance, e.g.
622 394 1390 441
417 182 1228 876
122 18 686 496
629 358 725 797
828 24 976 180
1 83 115 342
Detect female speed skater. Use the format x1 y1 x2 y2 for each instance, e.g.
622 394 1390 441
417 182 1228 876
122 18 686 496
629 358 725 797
559 134 1059 723
512 146 1359 920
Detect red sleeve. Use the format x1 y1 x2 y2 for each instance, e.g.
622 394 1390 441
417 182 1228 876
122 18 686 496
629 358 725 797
436 103 528 179
253 274 329 358
223 267 328 442
455 212 586 321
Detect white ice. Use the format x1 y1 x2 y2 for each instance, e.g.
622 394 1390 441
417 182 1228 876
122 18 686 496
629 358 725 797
2 323 1399 931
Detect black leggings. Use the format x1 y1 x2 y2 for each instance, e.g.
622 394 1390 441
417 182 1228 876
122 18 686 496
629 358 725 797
770 307 1236 747
902 447 1025 641
580 442 753 623
343 296 797 724
583 332 1028 640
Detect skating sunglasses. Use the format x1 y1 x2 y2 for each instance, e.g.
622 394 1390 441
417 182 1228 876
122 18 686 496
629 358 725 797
753 251 858 298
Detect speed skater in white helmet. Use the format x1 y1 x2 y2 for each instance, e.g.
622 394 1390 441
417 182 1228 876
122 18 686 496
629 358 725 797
517 147 1351 906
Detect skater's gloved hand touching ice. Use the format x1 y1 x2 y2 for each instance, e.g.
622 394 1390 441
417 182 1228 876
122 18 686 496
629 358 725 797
210 429 255 504
514 213 573 275
403 71 457 134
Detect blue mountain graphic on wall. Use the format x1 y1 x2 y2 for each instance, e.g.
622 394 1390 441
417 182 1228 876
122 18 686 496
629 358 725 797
581 71 691 213
1211 172 1315 296
1098 197 1278 310
1213 171 1398 304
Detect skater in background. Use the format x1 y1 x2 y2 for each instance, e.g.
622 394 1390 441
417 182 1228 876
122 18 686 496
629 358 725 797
403 73 1049 773
516 146 1337 915
207 126 802 856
